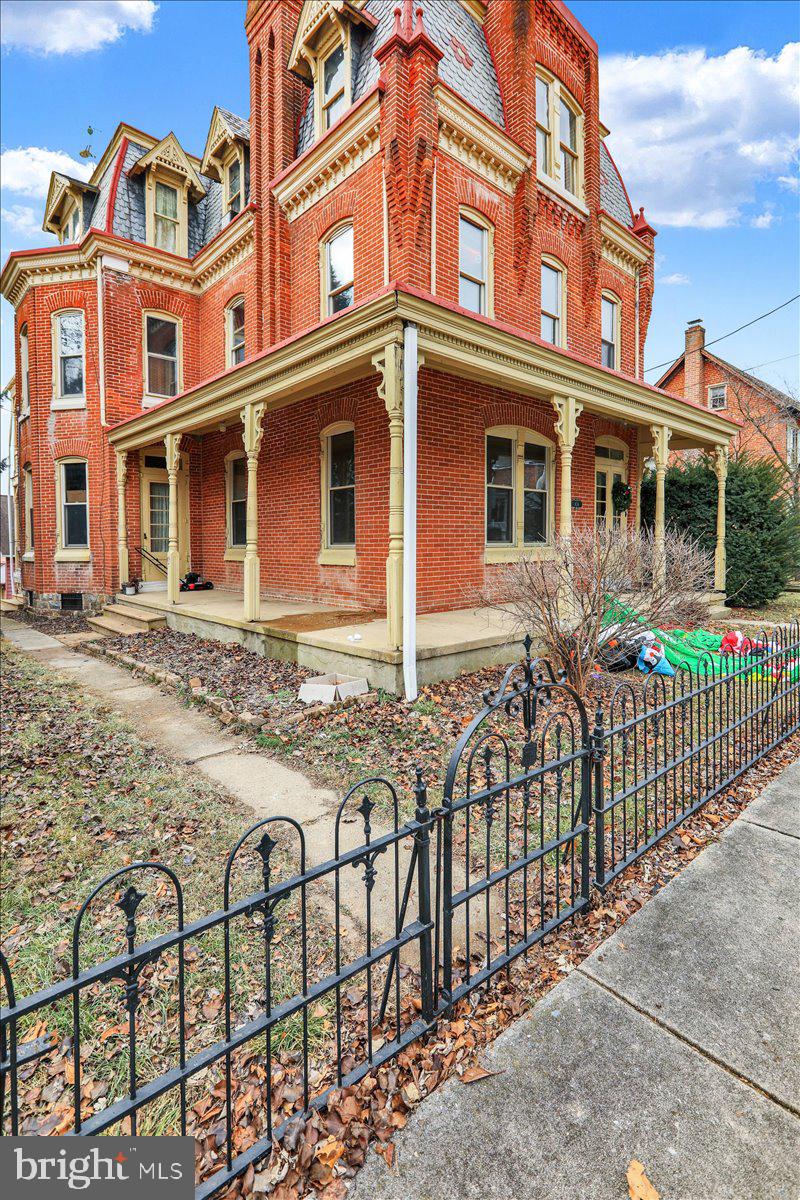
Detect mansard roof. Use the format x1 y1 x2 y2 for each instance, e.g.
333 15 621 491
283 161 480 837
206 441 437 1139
297 0 504 155
599 142 634 230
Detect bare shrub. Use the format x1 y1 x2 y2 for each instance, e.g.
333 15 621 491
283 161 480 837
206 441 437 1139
483 528 714 694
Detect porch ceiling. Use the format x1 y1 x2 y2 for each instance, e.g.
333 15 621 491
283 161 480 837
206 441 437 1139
108 286 738 452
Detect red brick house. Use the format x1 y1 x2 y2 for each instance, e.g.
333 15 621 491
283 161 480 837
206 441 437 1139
658 319 799 488
2 0 737 693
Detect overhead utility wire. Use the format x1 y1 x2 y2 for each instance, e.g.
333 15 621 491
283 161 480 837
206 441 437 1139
644 294 800 375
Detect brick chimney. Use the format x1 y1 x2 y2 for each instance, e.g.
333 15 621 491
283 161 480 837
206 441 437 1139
684 318 705 406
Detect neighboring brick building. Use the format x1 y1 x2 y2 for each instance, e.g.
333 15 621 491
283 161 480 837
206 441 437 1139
658 319 800 474
2 0 738 690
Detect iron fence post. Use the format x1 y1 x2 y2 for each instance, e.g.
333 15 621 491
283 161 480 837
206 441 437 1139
592 703 606 890
413 767 435 1023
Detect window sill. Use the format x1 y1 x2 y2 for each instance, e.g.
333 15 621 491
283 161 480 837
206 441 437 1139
22 552 34 563
536 172 589 218
224 546 246 562
19 409 30 423
55 548 91 563
51 397 86 412
485 544 555 565
318 546 356 567
142 394 175 410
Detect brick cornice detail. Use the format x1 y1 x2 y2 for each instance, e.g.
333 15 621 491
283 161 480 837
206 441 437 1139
435 83 530 198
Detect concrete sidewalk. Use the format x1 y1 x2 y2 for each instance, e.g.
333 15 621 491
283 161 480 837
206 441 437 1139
354 760 800 1200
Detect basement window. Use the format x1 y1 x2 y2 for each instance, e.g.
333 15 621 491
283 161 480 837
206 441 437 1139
60 593 83 611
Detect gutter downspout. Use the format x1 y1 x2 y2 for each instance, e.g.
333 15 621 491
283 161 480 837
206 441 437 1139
634 266 640 378
96 258 106 426
402 321 418 700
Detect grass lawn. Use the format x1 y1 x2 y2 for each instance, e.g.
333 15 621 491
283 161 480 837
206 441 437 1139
723 591 800 626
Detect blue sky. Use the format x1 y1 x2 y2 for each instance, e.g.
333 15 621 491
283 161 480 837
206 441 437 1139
1 0 798 477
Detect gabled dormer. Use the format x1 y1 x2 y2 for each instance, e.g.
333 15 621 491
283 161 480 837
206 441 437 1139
201 107 251 221
42 173 98 243
288 0 377 140
129 132 206 257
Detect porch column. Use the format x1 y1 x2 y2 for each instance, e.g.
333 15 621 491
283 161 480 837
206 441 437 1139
165 432 182 604
552 396 583 540
650 423 671 586
373 335 404 650
713 443 728 593
115 449 129 587
241 401 265 623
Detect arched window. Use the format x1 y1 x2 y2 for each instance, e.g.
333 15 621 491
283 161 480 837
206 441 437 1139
52 310 85 409
601 291 620 370
535 67 585 204
319 421 355 565
19 323 30 418
56 458 90 560
225 297 245 367
322 223 354 317
485 426 555 562
541 257 567 347
458 209 494 317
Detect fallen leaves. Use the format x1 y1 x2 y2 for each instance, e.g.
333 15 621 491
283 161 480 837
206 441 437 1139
460 1062 503 1084
627 1159 660 1200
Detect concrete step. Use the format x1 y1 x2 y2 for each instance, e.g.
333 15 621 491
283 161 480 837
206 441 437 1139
103 601 166 631
0 597 24 613
87 614 146 637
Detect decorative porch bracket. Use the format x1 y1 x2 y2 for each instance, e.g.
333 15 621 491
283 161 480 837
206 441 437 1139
713 443 728 594
241 401 266 623
551 395 583 540
115 450 129 588
165 433 182 605
650 423 671 587
373 335 405 651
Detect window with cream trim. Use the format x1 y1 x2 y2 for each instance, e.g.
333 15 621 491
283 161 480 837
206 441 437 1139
57 459 89 552
319 422 355 563
53 310 85 405
322 43 347 130
323 223 354 316
144 313 181 400
601 292 620 370
541 258 566 347
23 466 34 555
226 155 243 217
19 324 30 417
226 298 245 367
458 211 493 316
485 427 554 558
226 452 247 551
535 67 584 204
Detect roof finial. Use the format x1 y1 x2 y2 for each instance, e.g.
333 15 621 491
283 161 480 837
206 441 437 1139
413 4 426 37
402 0 413 38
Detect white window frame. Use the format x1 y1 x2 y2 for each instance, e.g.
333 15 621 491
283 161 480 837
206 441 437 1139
708 384 728 410
145 171 189 256
319 421 356 566
19 323 30 419
225 297 246 368
484 426 556 564
541 256 567 349
55 457 90 562
788 422 800 471
23 466 34 560
321 222 355 318
594 436 630 532
535 66 586 211
51 309 86 410
224 450 248 561
601 291 621 371
458 209 494 318
60 197 82 244
142 311 182 406
223 146 245 218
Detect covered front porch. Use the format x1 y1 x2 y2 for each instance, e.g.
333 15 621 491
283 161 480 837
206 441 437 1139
107 288 738 695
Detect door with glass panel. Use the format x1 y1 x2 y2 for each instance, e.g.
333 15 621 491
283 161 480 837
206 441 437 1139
595 441 628 532
139 449 190 583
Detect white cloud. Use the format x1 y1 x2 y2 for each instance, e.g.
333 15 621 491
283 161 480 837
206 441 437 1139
750 209 776 229
0 0 156 55
778 173 800 193
600 43 800 228
659 272 691 286
0 147 92 199
1 204 42 238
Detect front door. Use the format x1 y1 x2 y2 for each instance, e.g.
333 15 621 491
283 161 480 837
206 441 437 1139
139 450 190 583
595 442 628 532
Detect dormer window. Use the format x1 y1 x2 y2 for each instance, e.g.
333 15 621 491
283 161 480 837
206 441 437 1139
154 182 179 253
322 44 347 130
226 156 242 217
535 67 585 205
62 199 82 244
42 173 98 243
201 107 250 219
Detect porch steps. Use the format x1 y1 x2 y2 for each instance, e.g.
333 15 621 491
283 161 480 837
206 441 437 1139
0 596 24 614
87 600 167 638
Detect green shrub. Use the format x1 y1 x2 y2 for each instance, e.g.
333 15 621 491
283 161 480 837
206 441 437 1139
641 454 800 608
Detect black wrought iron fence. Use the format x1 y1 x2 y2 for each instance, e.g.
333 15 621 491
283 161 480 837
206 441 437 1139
2 621 798 1197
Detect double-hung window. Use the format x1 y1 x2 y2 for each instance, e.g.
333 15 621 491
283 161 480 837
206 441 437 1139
327 429 355 546
154 182 180 253
486 429 552 552
788 423 800 470
536 69 584 203
145 315 180 399
227 157 242 217
558 97 579 196
227 299 245 367
536 76 551 175
61 460 89 549
55 311 85 402
322 43 347 130
541 261 564 346
601 294 619 369
19 324 30 417
23 467 34 554
229 456 247 548
459 214 491 316
324 224 354 316
709 384 727 410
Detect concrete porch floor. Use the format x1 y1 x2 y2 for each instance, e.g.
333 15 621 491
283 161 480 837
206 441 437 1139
121 589 522 692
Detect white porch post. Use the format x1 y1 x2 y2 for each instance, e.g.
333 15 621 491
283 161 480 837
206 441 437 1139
402 323 419 701
241 402 265 623
115 449 129 588
165 433 182 604
552 396 583 540
650 423 671 586
373 334 404 651
713 443 728 594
